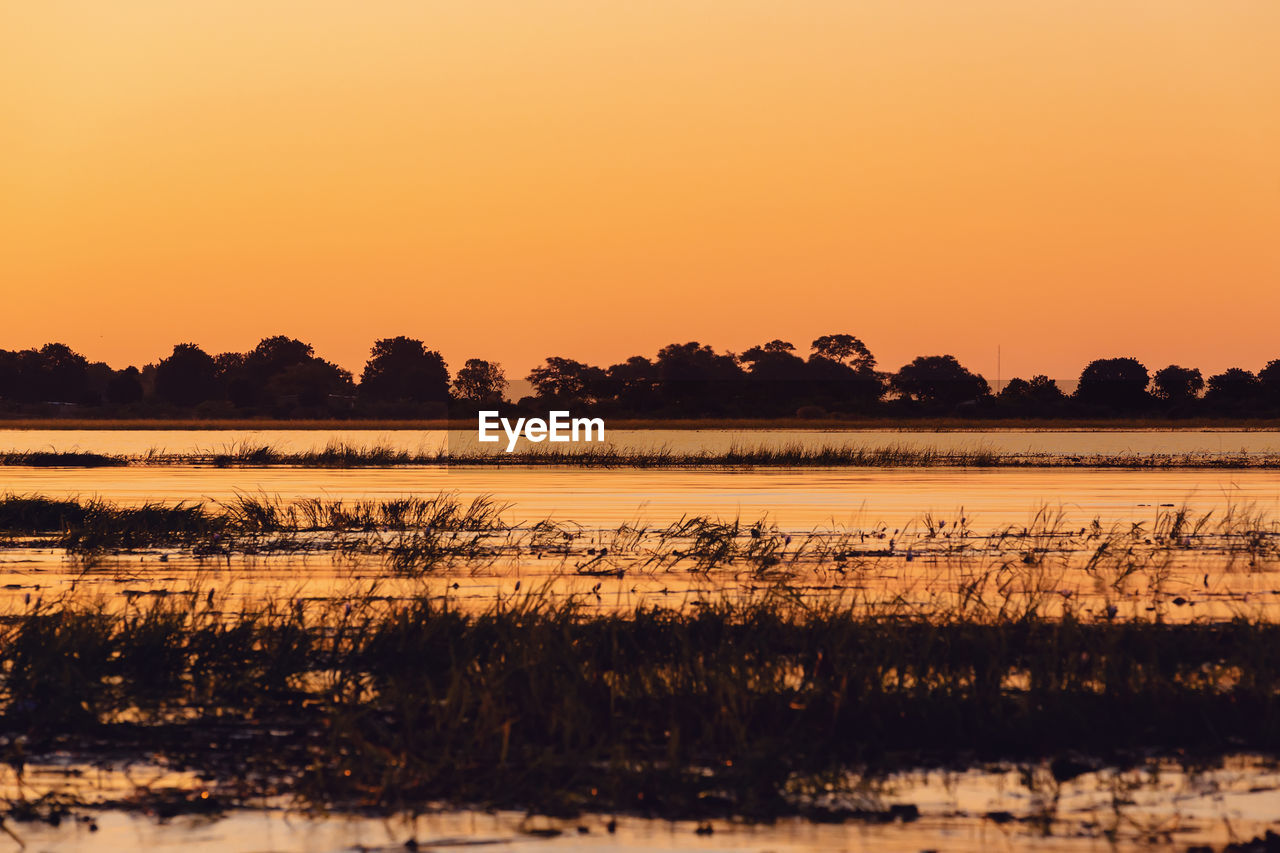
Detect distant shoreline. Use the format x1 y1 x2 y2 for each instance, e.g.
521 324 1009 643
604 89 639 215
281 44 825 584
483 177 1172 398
1 416 1279 431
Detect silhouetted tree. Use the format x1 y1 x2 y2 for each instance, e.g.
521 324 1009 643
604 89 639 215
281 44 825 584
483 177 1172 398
740 342 807 381
602 356 659 413
998 375 1064 415
1257 360 1280 411
359 337 450 403
527 357 606 404
1204 368 1259 412
214 352 253 407
1152 365 1203 404
1075 358 1150 411
155 343 219 406
998 377 1032 400
10 332 1280 420
454 359 508 403
811 334 875 371
653 343 744 414
806 354 886 411
245 336 316 380
22 343 91 403
270 361 354 408
1026 375 1064 402
107 367 145 405
891 355 989 407
740 341 811 415
0 349 38 402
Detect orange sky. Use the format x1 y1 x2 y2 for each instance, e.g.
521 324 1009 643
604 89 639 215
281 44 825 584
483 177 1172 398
3 1 1278 382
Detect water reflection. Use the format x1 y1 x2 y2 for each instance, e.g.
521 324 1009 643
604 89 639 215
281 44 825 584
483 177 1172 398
4 427 1280 457
5 756 1277 852
2 464 1278 529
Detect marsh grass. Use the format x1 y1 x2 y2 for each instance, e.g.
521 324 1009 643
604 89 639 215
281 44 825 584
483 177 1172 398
0 493 510 565
209 440 423 467
6 439 1280 468
6 493 1280 592
0 450 127 467
7 416 1280 430
2 591 1280 820
4 492 1280 821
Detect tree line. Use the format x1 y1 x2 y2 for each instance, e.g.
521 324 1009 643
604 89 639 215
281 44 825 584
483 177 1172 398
2 334 1280 420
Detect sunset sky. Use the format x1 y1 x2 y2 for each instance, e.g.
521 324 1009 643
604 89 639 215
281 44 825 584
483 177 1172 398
3 1 1278 382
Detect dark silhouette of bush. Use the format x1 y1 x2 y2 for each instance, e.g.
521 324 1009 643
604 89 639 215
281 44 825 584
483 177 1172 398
999 377 1032 396
39 343 93 403
359 337 449 404
0 349 41 402
453 359 508 404
155 344 220 407
997 375 1066 417
214 352 254 408
811 334 876 372
601 356 660 414
651 342 745 415
1256 360 1280 412
804 353 886 412
243 337 318 394
269 361 354 408
1204 368 1260 413
1075 358 1150 411
1151 365 1204 405
527 357 607 405
739 341 811 416
106 367 145 406
4 335 1280 420
0 345 96 404
1027 375 1064 402
891 355 989 408
206 337 356 411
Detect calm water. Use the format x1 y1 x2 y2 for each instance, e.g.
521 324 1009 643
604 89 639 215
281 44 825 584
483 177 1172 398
3 464 1277 529
4 427 1280 456
4 430 1280 848
6 432 1280 620
6 756 1278 852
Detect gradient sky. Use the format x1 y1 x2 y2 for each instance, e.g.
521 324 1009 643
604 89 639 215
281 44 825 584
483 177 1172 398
3 1 1278 381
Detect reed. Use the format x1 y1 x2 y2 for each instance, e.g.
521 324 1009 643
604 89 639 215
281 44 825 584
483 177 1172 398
0 492 509 559
5 494 1279 591
9 441 1280 468
1 591 1279 820
0 450 127 467
6 416 1280 430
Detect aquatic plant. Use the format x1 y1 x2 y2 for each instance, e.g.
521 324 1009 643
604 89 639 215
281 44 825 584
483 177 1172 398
6 441 1280 468
1 591 1280 820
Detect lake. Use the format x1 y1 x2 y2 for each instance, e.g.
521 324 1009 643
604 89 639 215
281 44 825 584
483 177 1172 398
4 427 1280 851
4 426 1280 456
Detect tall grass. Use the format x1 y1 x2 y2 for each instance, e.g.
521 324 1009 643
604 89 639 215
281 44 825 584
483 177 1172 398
5 416 1280 430
7 440 1280 468
1 592 1279 818
0 450 127 467
0 493 508 563
5 494 1279 591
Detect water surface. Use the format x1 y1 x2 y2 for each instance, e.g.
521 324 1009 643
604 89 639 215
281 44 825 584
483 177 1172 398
3 464 1277 529
5 427 1280 457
